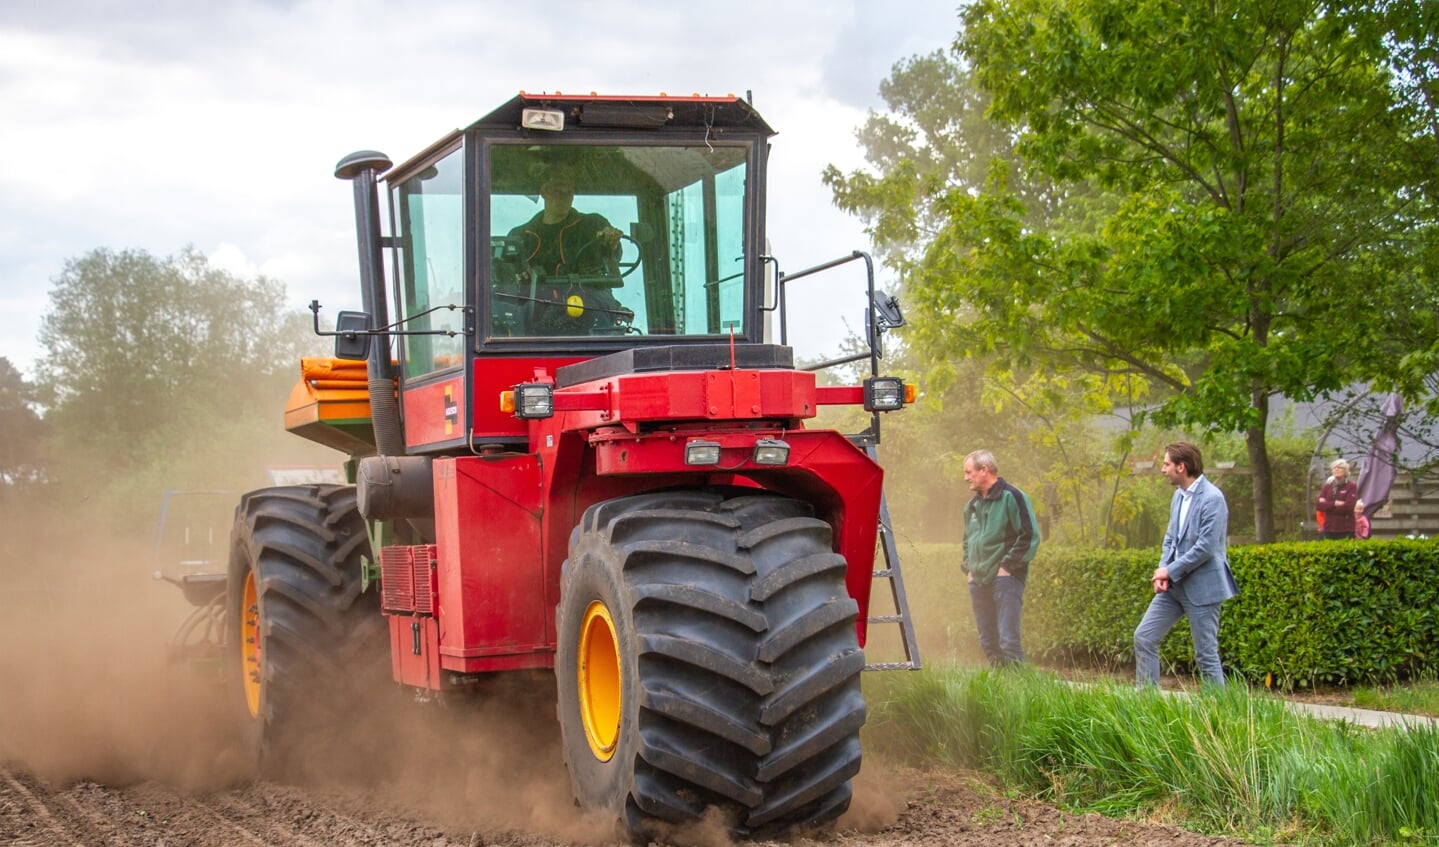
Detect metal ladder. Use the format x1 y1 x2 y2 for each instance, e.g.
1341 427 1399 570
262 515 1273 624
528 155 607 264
858 443 922 671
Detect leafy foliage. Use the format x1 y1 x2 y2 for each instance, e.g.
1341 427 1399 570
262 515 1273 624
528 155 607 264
1019 545 1160 667
1208 430 1315 542
824 50 1191 549
0 358 44 490
822 51 1061 273
30 247 329 527
36 248 312 437
831 1 1439 543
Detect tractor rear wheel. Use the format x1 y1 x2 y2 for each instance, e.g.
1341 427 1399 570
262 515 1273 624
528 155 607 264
225 484 385 777
555 490 865 840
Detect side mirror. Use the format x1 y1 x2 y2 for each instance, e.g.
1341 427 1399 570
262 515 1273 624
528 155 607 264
334 311 371 360
872 291 905 330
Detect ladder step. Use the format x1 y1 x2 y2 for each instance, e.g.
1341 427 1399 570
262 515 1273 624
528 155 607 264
859 442 922 671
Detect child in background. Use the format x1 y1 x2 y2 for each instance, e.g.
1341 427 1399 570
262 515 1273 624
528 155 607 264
1355 500 1371 539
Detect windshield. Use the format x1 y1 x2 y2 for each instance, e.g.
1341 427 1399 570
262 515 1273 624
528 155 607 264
487 142 750 340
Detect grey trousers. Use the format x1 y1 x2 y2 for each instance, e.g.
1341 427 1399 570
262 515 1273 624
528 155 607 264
1133 589 1225 686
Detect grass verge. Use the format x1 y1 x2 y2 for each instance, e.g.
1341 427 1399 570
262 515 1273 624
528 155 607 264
865 664 1439 846
1351 677 1439 717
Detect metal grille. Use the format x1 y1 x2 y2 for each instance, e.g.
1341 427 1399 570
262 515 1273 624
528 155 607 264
379 545 437 615
412 545 437 615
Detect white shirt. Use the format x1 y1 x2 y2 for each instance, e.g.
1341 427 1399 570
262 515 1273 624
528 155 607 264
1177 475 1204 537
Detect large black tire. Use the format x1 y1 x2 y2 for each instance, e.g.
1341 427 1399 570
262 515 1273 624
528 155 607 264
225 485 386 778
555 490 865 840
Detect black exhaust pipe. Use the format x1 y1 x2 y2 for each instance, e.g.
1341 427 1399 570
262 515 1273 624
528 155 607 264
335 150 404 457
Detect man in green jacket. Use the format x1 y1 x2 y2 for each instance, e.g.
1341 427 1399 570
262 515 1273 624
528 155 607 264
962 450 1040 666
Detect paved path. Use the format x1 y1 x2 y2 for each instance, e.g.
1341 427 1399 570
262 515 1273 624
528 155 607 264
1283 700 1438 730
1148 683 1439 730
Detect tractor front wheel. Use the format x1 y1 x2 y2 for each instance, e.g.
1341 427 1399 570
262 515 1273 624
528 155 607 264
555 490 865 840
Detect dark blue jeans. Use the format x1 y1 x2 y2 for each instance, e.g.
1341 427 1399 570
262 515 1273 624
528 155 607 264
969 575 1025 665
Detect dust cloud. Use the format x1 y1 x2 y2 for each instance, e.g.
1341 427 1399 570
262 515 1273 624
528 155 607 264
0 535 250 792
309 673 610 843
838 764 908 833
0 530 605 843
0 515 922 847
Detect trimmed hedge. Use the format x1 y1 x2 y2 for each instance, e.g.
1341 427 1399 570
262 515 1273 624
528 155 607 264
1022 539 1439 687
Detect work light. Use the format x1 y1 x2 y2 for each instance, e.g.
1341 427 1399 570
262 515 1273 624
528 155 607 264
752 438 790 466
863 376 907 412
521 108 565 132
513 383 555 419
684 440 722 466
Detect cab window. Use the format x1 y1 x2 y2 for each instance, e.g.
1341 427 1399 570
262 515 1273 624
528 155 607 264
392 145 466 377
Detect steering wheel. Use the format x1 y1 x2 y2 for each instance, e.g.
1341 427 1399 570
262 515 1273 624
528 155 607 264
573 231 641 279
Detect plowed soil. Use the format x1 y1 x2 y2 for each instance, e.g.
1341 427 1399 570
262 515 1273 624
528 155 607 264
0 761 1234 847
0 575 1234 847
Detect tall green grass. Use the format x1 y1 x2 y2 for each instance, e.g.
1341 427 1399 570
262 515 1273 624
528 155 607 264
865 665 1439 846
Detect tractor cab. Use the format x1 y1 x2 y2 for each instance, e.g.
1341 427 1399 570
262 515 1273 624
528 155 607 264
343 93 780 453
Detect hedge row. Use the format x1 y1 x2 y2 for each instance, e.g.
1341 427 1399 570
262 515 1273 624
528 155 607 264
1019 538 1439 687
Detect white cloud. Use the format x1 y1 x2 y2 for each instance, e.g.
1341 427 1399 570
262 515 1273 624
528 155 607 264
205 242 258 278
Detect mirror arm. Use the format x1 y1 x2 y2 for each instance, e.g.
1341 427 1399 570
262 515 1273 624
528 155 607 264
309 300 474 338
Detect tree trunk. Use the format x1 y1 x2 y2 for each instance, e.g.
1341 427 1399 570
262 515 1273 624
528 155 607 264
1246 391 1275 543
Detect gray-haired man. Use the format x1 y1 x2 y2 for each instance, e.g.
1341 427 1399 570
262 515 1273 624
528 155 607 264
961 450 1040 666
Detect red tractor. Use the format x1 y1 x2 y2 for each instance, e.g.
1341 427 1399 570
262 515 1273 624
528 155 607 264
223 92 917 839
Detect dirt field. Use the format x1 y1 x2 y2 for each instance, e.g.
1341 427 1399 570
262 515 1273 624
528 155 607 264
0 758 1235 847
0 560 1233 847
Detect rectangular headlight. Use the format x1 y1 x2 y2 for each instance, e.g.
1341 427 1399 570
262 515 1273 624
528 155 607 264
752 438 790 466
863 376 906 412
521 107 565 131
685 440 722 466
514 383 554 419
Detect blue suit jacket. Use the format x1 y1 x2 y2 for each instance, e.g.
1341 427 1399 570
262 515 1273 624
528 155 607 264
1161 476 1239 606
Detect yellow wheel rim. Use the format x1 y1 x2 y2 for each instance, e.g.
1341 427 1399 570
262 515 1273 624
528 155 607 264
240 570 262 719
578 600 621 761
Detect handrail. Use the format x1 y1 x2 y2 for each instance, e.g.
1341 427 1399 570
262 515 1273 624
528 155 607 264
777 250 888 442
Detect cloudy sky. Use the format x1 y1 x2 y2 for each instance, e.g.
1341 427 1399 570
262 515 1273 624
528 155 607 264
0 1 959 379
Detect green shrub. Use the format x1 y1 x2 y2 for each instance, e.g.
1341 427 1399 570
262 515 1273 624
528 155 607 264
1018 539 1439 687
1023 547 1160 668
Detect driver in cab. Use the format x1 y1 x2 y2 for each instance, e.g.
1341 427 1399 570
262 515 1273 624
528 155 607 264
507 172 622 281
495 171 631 336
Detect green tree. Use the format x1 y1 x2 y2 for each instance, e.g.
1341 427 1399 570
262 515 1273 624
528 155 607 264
0 357 44 490
37 248 311 435
879 0 1436 542
826 50 1164 547
1381 0 1439 407
824 53 1040 268
34 248 321 506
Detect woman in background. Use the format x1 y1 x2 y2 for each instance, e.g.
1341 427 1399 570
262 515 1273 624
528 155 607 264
1317 459 1359 540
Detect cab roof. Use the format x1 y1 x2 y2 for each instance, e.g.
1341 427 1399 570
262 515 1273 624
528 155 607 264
468 91 776 136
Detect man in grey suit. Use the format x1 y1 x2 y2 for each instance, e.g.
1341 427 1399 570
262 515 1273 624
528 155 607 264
1134 441 1240 687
